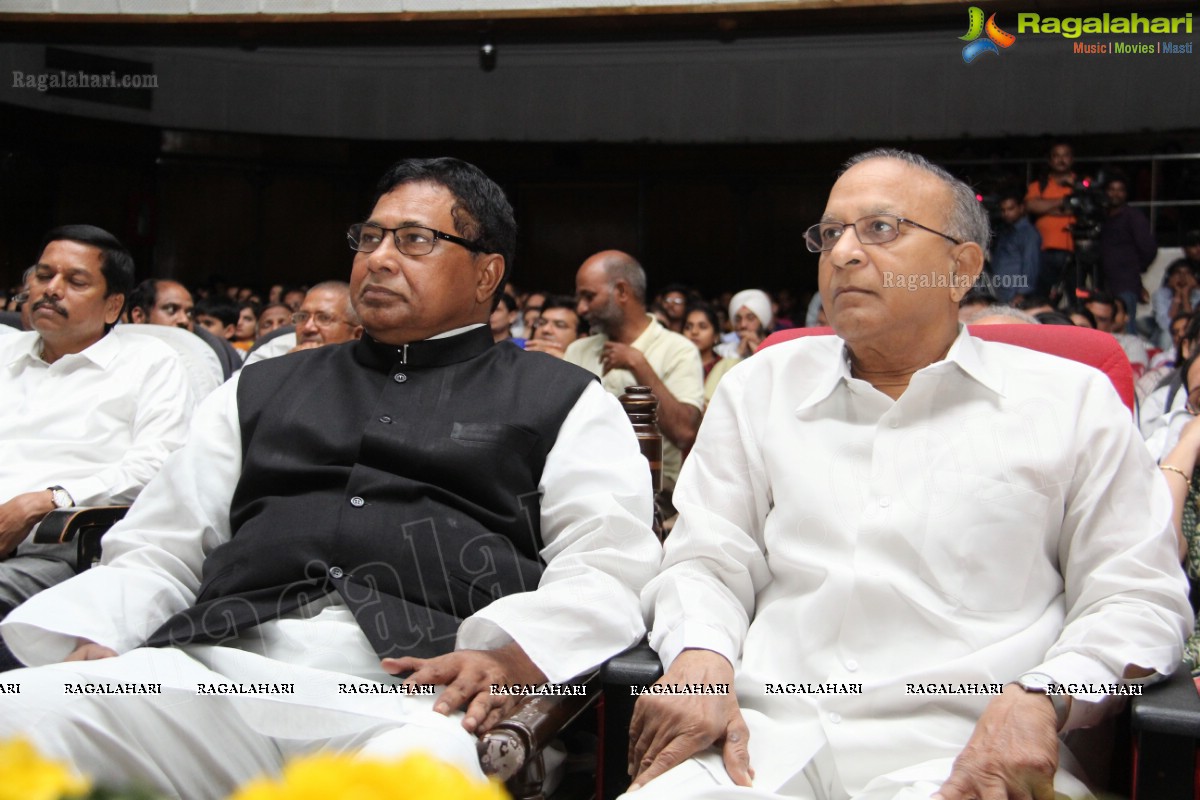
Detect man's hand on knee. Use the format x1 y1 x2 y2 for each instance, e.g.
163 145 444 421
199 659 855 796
627 648 752 791
381 642 547 734
933 683 1058 800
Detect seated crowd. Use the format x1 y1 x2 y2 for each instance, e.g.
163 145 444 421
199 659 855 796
0 150 1195 800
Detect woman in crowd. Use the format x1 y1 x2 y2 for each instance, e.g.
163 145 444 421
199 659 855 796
683 303 739 407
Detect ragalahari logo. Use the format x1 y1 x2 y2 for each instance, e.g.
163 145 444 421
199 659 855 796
960 7 1017 63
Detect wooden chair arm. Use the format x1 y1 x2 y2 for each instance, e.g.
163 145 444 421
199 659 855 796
477 673 599 797
31 506 129 573
1131 666 1200 799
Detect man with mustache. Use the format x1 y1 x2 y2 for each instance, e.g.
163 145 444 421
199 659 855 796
0 159 659 799
0 225 194 669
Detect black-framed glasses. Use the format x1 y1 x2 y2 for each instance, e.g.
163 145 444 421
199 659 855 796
804 214 962 253
347 223 486 256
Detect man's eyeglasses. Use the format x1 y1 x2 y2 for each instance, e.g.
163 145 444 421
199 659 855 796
804 214 962 253
293 311 348 328
347 223 486 257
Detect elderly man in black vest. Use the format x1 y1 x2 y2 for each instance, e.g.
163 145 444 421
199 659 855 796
0 158 661 799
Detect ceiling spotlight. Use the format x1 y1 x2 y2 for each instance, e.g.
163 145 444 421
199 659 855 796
480 31 497 72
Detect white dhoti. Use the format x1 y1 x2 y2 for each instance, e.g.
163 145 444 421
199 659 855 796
0 601 484 800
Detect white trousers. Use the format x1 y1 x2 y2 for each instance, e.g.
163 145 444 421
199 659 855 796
620 739 1094 800
0 647 483 800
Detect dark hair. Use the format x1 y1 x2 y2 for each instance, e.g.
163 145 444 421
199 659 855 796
1083 290 1116 316
495 292 518 314
684 302 721 333
1035 311 1076 326
541 294 585 335
1068 304 1097 328
998 188 1025 206
1163 258 1197 286
372 157 516 300
128 278 160 317
659 283 694 299
41 224 134 302
1014 294 1053 311
1185 229 1200 248
960 284 996 307
195 297 239 327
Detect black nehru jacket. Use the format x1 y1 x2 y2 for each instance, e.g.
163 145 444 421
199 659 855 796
145 326 595 658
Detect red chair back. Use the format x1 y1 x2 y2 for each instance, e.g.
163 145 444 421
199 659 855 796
759 325 1136 414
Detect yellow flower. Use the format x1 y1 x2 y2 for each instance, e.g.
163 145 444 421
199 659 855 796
0 738 91 800
229 752 510 800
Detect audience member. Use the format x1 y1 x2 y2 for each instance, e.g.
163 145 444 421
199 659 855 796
987 189 1041 303
956 284 994 323
1153 260 1200 350
0 157 660 797
1086 291 1149 377
231 301 259 354
1015 294 1057 316
1098 174 1157 332
718 289 773 359
1184 230 1200 274
566 250 703 490
1025 142 1080 301
256 302 292 340
490 292 520 345
628 148 1189 800
523 294 584 358
0 225 194 670
1140 311 1200 458
659 283 691 334
292 281 363 351
1035 310 1077 326
281 286 307 312
194 296 240 341
128 278 194 331
517 290 547 340
682 303 739 406
961 304 1039 325
1068 305 1097 329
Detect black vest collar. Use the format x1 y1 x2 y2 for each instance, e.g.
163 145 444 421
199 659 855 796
353 326 494 371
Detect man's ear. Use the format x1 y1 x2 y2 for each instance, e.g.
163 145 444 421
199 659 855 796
948 243 985 304
129 305 147 324
351 325 364 340
222 323 237 340
474 254 505 306
105 293 126 325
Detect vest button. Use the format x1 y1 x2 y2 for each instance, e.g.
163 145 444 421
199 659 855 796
329 566 344 579
350 496 365 507
393 373 407 383
379 415 392 424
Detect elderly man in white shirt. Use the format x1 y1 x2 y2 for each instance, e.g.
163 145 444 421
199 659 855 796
0 225 194 668
627 149 1191 800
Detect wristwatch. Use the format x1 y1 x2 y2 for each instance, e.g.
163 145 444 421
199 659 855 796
47 486 74 509
1014 671 1069 731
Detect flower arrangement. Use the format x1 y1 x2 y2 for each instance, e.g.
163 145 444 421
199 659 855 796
230 752 510 800
1 738 509 800
0 738 89 800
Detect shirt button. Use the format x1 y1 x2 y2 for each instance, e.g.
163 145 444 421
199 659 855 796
350 496 365 507
393 373 407 383
379 415 392 424
845 659 858 672
828 712 842 724
329 566 344 579
878 495 891 508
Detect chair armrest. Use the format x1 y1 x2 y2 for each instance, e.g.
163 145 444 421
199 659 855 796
599 640 664 799
1131 666 1200 800
477 672 599 783
600 639 664 687
31 506 128 573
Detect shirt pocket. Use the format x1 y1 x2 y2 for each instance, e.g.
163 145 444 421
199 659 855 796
450 422 537 456
915 475 1053 613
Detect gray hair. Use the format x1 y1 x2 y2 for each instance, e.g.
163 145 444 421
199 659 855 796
843 148 991 253
600 252 648 305
963 304 1040 325
309 280 361 326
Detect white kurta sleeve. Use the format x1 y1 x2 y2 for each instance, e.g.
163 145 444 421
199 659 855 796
642 364 773 671
1036 370 1192 728
1 375 244 665
456 381 661 684
57 340 197 507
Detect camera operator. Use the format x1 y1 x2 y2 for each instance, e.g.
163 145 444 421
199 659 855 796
1099 174 1157 334
1026 142 1079 302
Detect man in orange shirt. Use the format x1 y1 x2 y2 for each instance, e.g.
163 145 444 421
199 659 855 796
1025 142 1078 302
